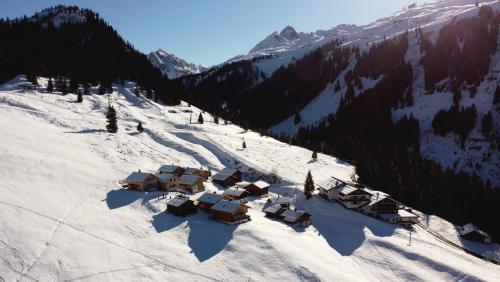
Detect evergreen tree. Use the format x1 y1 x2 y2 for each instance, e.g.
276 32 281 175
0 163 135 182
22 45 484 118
481 111 492 139
106 105 118 133
312 151 318 161
61 79 69 95
137 121 144 133
134 87 140 97
77 90 83 103
294 112 302 125
69 77 79 93
198 113 204 124
27 74 38 86
83 83 90 95
242 141 247 149
47 78 54 93
214 116 219 124
304 171 315 199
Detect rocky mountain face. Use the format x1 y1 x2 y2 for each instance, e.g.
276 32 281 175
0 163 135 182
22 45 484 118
148 49 207 79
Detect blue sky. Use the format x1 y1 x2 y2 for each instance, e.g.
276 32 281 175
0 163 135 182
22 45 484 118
0 0 422 66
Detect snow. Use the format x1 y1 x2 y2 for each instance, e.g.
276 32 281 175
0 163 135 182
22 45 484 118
223 188 246 197
281 209 307 222
148 49 208 79
167 197 190 208
210 200 242 214
0 76 499 280
158 165 180 173
179 174 199 185
156 173 175 182
197 193 224 204
253 180 270 189
125 171 153 182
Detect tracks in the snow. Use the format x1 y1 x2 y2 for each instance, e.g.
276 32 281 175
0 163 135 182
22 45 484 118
0 200 219 281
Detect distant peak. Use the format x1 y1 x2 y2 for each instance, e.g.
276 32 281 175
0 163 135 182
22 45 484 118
280 25 299 40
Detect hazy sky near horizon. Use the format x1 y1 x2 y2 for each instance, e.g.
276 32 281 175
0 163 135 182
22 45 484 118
0 0 424 66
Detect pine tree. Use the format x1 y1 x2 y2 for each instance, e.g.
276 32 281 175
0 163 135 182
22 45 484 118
312 151 318 161
69 77 79 94
242 141 247 149
294 112 302 125
304 170 315 199
198 113 204 124
214 116 219 124
47 78 54 93
83 83 90 95
27 74 38 86
106 105 118 133
61 79 69 95
481 111 492 139
137 121 144 133
134 87 140 97
77 90 83 103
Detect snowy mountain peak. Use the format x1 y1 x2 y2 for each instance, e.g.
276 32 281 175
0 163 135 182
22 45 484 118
280 25 299 40
29 5 90 27
148 49 208 79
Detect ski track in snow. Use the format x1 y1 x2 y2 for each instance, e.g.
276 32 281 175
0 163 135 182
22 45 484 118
0 76 499 281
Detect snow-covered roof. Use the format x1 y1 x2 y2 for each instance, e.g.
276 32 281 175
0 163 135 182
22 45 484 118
197 193 224 204
179 174 199 185
235 181 251 188
125 172 153 182
460 223 492 239
210 200 243 214
158 165 180 173
319 178 346 191
379 210 418 220
156 173 175 182
253 180 270 189
183 167 199 175
167 197 190 207
269 197 292 205
369 194 399 206
212 168 239 181
281 209 308 222
263 205 283 214
336 184 370 196
223 188 247 197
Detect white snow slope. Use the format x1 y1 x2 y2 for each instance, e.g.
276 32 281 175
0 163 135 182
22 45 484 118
0 75 499 281
148 49 208 79
269 0 500 186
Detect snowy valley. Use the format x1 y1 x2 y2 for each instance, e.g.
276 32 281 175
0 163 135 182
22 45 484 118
0 76 499 281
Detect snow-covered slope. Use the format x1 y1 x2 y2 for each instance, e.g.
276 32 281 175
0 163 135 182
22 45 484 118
269 0 500 185
0 75 499 281
148 49 207 79
28 5 89 27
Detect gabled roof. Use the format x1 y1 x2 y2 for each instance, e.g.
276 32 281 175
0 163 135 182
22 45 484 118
179 174 200 185
183 167 199 175
369 194 400 206
125 171 154 182
156 173 175 182
269 197 292 205
158 165 180 173
460 223 492 239
212 168 240 181
337 185 371 196
223 188 247 197
197 193 224 204
281 209 309 222
319 177 346 191
263 204 283 214
253 180 270 189
167 197 190 207
236 181 252 188
210 200 243 214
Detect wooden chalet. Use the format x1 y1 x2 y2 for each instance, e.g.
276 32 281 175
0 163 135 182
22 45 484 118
167 197 197 216
212 168 242 187
335 184 372 209
360 194 401 217
244 180 270 197
124 171 158 191
156 173 179 191
196 192 224 211
267 196 293 208
178 174 205 193
183 167 211 180
281 209 311 227
210 200 250 224
223 187 248 200
319 178 345 200
379 210 418 227
263 204 286 218
158 165 185 176
459 223 493 244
